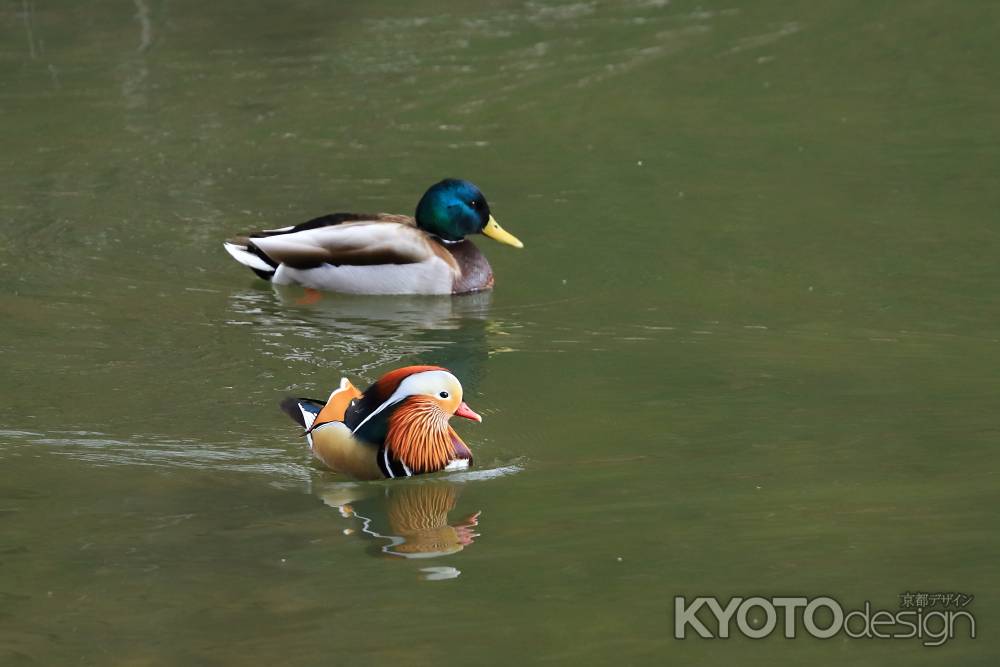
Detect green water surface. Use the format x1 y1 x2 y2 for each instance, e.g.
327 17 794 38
1 1 998 664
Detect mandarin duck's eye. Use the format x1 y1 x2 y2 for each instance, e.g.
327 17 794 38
439 391 449 399
469 200 478 209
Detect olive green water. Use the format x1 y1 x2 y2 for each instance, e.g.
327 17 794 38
1 1 998 664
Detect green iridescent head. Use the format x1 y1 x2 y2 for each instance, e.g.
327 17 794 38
415 179 523 248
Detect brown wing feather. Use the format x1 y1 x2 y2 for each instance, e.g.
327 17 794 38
311 379 363 431
247 218 433 269
252 212 415 237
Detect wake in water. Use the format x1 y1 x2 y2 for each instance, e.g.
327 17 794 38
0 429 523 486
0 429 313 483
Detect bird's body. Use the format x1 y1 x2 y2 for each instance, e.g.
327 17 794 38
282 366 481 480
224 180 522 295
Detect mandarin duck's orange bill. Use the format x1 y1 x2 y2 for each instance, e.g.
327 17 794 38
281 365 480 480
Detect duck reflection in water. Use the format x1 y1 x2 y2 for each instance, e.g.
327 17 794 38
319 481 481 563
272 285 494 331
228 286 496 387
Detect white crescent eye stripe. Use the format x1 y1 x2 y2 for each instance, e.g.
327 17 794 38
351 370 461 435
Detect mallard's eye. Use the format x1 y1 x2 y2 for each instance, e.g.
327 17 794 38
439 391 450 399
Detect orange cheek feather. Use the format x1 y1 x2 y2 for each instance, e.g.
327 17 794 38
387 398 456 473
314 380 363 427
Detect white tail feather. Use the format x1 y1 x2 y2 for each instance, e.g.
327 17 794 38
223 241 274 273
300 404 319 450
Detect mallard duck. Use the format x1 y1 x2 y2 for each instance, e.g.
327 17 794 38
281 365 481 479
223 179 522 295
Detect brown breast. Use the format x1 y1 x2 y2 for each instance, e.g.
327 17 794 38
446 240 495 294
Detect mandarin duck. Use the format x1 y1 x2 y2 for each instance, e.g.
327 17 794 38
282 365 481 479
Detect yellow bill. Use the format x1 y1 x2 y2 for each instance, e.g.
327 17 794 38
481 215 524 249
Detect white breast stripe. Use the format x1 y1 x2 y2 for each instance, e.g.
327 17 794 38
382 448 395 478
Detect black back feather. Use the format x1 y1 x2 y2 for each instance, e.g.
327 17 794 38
250 213 377 239
279 397 326 428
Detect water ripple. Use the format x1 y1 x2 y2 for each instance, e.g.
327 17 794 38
0 429 313 482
